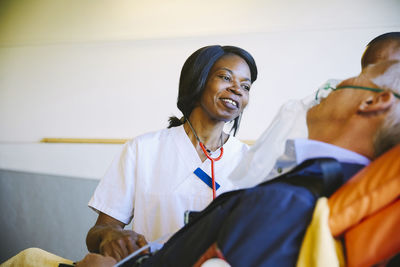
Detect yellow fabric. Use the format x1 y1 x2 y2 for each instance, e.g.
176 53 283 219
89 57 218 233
296 198 345 267
0 248 74 267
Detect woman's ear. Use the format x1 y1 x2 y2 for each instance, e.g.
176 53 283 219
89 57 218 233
358 91 395 114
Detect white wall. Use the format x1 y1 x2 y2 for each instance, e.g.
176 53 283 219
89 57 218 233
1 0 398 45
1 0 399 143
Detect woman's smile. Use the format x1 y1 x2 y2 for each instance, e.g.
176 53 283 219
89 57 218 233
220 97 239 109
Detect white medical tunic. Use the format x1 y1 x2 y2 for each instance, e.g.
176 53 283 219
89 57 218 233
88 125 248 242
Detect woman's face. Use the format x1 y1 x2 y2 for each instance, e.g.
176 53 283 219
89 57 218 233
198 54 252 122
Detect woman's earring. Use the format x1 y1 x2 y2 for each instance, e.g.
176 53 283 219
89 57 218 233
237 112 243 129
232 112 243 136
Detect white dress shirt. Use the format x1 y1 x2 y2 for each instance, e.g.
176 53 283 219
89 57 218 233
265 138 370 181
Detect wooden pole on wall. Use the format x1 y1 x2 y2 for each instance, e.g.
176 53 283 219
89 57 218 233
40 138 255 145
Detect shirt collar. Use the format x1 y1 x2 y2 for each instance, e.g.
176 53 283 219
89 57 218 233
266 138 370 180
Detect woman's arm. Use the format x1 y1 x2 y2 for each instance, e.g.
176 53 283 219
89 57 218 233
86 212 148 261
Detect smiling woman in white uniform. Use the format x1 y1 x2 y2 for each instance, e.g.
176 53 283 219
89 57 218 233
86 45 258 261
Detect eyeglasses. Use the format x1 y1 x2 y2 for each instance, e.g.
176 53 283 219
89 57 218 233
315 81 400 103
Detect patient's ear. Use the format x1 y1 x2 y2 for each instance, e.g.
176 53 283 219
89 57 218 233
358 91 395 114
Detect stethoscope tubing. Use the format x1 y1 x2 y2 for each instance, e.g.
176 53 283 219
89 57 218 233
200 142 223 199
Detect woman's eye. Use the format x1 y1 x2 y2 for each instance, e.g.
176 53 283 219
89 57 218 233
242 84 251 91
220 75 231 82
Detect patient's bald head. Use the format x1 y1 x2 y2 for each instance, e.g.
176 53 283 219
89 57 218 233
361 32 400 69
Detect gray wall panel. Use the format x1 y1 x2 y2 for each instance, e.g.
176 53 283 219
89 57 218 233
0 170 99 263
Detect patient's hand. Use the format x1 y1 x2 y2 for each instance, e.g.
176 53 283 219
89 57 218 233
100 228 148 261
76 253 116 267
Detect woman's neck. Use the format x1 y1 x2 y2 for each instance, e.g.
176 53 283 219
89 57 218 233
184 112 227 152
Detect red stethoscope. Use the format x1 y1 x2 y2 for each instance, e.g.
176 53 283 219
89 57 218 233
187 119 224 200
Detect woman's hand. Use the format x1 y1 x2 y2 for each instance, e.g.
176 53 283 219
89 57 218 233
99 228 148 261
75 253 116 267
86 212 148 261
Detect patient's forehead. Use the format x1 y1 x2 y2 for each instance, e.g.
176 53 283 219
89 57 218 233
363 60 395 76
371 60 400 92
340 60 398 89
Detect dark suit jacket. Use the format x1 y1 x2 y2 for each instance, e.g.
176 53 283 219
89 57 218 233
133 158 365 267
